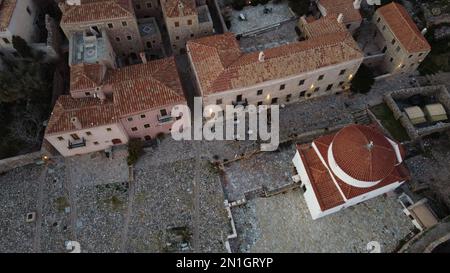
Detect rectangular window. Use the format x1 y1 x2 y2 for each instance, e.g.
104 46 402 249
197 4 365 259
409 54 413 58
286 94 292 102
314 87 320 92
58 136 64 141
2 38 10 44
216 98 222 104
257 101 263 106
85 92 91 96
144 124 150 128
131 127 138 132
390 57 394 62
175 21 180 27
300 90 306 97
279 84 285 90
160 109 168 116
326 84 333 91
122 21 128 27
86 131 92 136
391 38 396 45
70 134 80 140
94 141 99 145
318 75 324 81
140 114 146 118
377 17 381 23
108 23 113 28
271 98 278 104
187 20 192 25
115 37 121 42
339 81 344 86
127 36 132 40
26 6 32 15
339 69 346 75
299 79 305 86
128 117 133 121
106 128 112 132
257 89 263 95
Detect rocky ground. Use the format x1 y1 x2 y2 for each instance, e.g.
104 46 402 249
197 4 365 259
231 189 415 253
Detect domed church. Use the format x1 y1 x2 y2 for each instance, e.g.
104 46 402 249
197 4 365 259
292 124 410 219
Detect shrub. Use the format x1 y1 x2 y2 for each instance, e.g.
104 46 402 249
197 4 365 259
351 64 375 94
127 138 144 166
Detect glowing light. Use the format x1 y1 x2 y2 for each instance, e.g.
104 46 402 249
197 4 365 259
310 84 315 89
266 94 271 100
348 74 353 80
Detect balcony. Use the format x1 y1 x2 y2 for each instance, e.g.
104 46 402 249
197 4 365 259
68 138 86 149
232 98 248 108
158 114 173 124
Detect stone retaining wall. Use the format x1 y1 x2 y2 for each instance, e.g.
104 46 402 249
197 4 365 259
384 85 450 141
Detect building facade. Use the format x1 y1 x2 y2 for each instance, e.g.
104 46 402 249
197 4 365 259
161 0 213 54
0 0 40 60
187 16 363 112
292 124 410 219
371 2 431 75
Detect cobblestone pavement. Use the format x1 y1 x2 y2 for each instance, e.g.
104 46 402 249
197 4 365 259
0 165 42 252
229 1 294 34
126 158 229 252
66 147 129 187
405 133 450 216
223 144 296 201
231 189 415 253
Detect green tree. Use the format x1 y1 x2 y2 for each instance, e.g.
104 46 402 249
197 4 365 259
12 36 33 59
288 0 310 16
351 64 375 94
0 60 50 103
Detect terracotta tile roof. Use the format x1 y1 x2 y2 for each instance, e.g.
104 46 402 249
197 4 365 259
161 0 197 18
48 57 185 135
46 96 118 135
318 0 362 23
187 31 363 95
298 144 345 211
0 0 16 32
70 63 106 91
331 124 398 182
61 0 135 24
297 124 410 211
302 15 349 39
377 2 430 53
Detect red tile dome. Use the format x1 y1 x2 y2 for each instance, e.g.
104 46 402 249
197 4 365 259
331 125 397 183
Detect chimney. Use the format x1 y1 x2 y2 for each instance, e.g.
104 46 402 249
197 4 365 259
258 51 265 62
421 28 427 35
71 117 82 130
140 52 147 64
353 0 362 10
337 13 344 24
95 87 106 102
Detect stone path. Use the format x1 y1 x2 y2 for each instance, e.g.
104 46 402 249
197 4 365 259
32 166 48 253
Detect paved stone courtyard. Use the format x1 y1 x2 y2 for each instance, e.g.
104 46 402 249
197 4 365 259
231 189 415 253
228 1 295 35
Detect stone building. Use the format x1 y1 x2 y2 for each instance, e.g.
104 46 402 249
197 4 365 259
0 0 41 60
59 0 145 61
316 0 363 34
161 0 214 54
45 56 187 157
187 16 363 111
292 124 410 219
132 0 161 19
371 2 431 75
